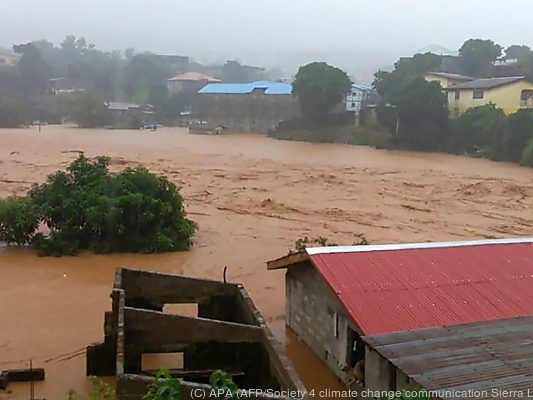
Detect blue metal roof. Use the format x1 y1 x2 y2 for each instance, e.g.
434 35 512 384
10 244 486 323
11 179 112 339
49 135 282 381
352 83 373 91
199 81 292 95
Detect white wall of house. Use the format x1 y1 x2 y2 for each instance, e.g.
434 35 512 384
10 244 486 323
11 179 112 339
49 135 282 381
346 88 370 113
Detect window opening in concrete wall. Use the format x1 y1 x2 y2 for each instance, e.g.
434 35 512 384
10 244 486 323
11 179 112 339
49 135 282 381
163 303 198 317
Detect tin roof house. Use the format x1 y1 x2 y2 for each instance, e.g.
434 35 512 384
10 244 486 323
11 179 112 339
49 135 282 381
268 238 533 397
197 81 300 133
167 72 220 94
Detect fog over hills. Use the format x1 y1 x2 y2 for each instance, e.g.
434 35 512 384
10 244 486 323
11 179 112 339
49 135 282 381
1 0 533 81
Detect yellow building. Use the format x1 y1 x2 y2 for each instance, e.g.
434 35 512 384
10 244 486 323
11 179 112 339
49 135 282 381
424 72 475 88
445 76 533 117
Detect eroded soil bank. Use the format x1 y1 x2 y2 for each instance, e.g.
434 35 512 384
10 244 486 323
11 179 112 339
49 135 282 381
1 126 532 399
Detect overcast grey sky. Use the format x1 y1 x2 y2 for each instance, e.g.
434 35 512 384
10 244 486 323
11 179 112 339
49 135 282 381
1 0 532 80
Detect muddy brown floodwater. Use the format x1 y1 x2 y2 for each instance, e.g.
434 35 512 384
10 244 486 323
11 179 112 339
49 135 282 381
1 125 532 399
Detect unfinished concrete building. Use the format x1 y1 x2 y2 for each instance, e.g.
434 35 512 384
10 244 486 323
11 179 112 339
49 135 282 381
268 238 533 396
87 268 306 400
197 81 300 133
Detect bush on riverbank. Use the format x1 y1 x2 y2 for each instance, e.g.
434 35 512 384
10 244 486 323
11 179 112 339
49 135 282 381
0 96 31 127
271 129 337 143
352 129 392 149
271 126 392 148
0 154 196 256
521 138 533 167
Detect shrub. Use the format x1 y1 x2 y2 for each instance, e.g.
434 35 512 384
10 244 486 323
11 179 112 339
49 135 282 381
293 62 352 122
448 104 507 157
521 137 533 167
499 109 533 162
0 96 30 127
393 79 449 151
67 94 113 128
109 114 144 130
0 154 196 256
352 129 392 149
0 197 38 245
144 369 181 400
270 129 336 143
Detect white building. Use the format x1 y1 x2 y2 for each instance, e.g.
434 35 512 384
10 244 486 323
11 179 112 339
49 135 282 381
346 84 373 113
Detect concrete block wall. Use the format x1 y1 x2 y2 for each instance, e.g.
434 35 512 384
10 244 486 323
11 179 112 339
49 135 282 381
286 264 351 383
198 93 301 133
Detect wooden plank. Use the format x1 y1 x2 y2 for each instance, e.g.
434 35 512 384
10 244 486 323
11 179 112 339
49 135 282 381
0 368 45 390
120 269 239 304
124 308 263 345
143 369 245 379
267 252 309 270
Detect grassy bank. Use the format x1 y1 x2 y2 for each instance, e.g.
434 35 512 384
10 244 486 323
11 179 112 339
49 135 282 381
270 127 393 148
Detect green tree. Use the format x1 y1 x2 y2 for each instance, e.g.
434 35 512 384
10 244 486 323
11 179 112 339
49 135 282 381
292 62 351 121
505 45 532 61
0 197 38 245
504 45 533 80
521 137 533 167
67 94 113 128
499 109 533 162
0 96 30 127
122 53 170 102
374 53 442 101
448 104 507 157
0 154 196 256
158 93 195 123
459 39 502 77
148 83 169 110
13 42 51 97
221 60 264 83
393 79 449 151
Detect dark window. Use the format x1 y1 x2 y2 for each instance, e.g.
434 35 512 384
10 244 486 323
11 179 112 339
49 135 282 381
346 328 365 368
455 90 460 100
333 312 339 338
473 90 484 99
521 90 533 101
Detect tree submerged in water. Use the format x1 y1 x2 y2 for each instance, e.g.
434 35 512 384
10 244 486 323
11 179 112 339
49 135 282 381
0 154 196 256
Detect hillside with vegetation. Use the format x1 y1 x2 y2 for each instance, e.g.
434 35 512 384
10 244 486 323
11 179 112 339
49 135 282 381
0 36 267 128
373 39 533 165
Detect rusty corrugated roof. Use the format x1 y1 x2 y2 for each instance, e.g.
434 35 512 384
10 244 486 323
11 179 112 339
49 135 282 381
167 72 220 82
306 238 533 335
363 315 533 399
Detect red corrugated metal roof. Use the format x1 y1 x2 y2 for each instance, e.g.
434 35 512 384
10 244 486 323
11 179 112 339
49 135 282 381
307 239 533 335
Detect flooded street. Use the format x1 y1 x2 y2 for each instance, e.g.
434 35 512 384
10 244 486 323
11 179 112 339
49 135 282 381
1 125 532 399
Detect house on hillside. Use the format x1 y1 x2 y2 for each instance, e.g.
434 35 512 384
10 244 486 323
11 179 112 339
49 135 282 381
48 77 86 94
167 72 220 94
106 102 153 117
492 58 522 77
445 76 533 117
197 81 300 133
267 237 533 393
423 71 474 88
346 84 374 113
